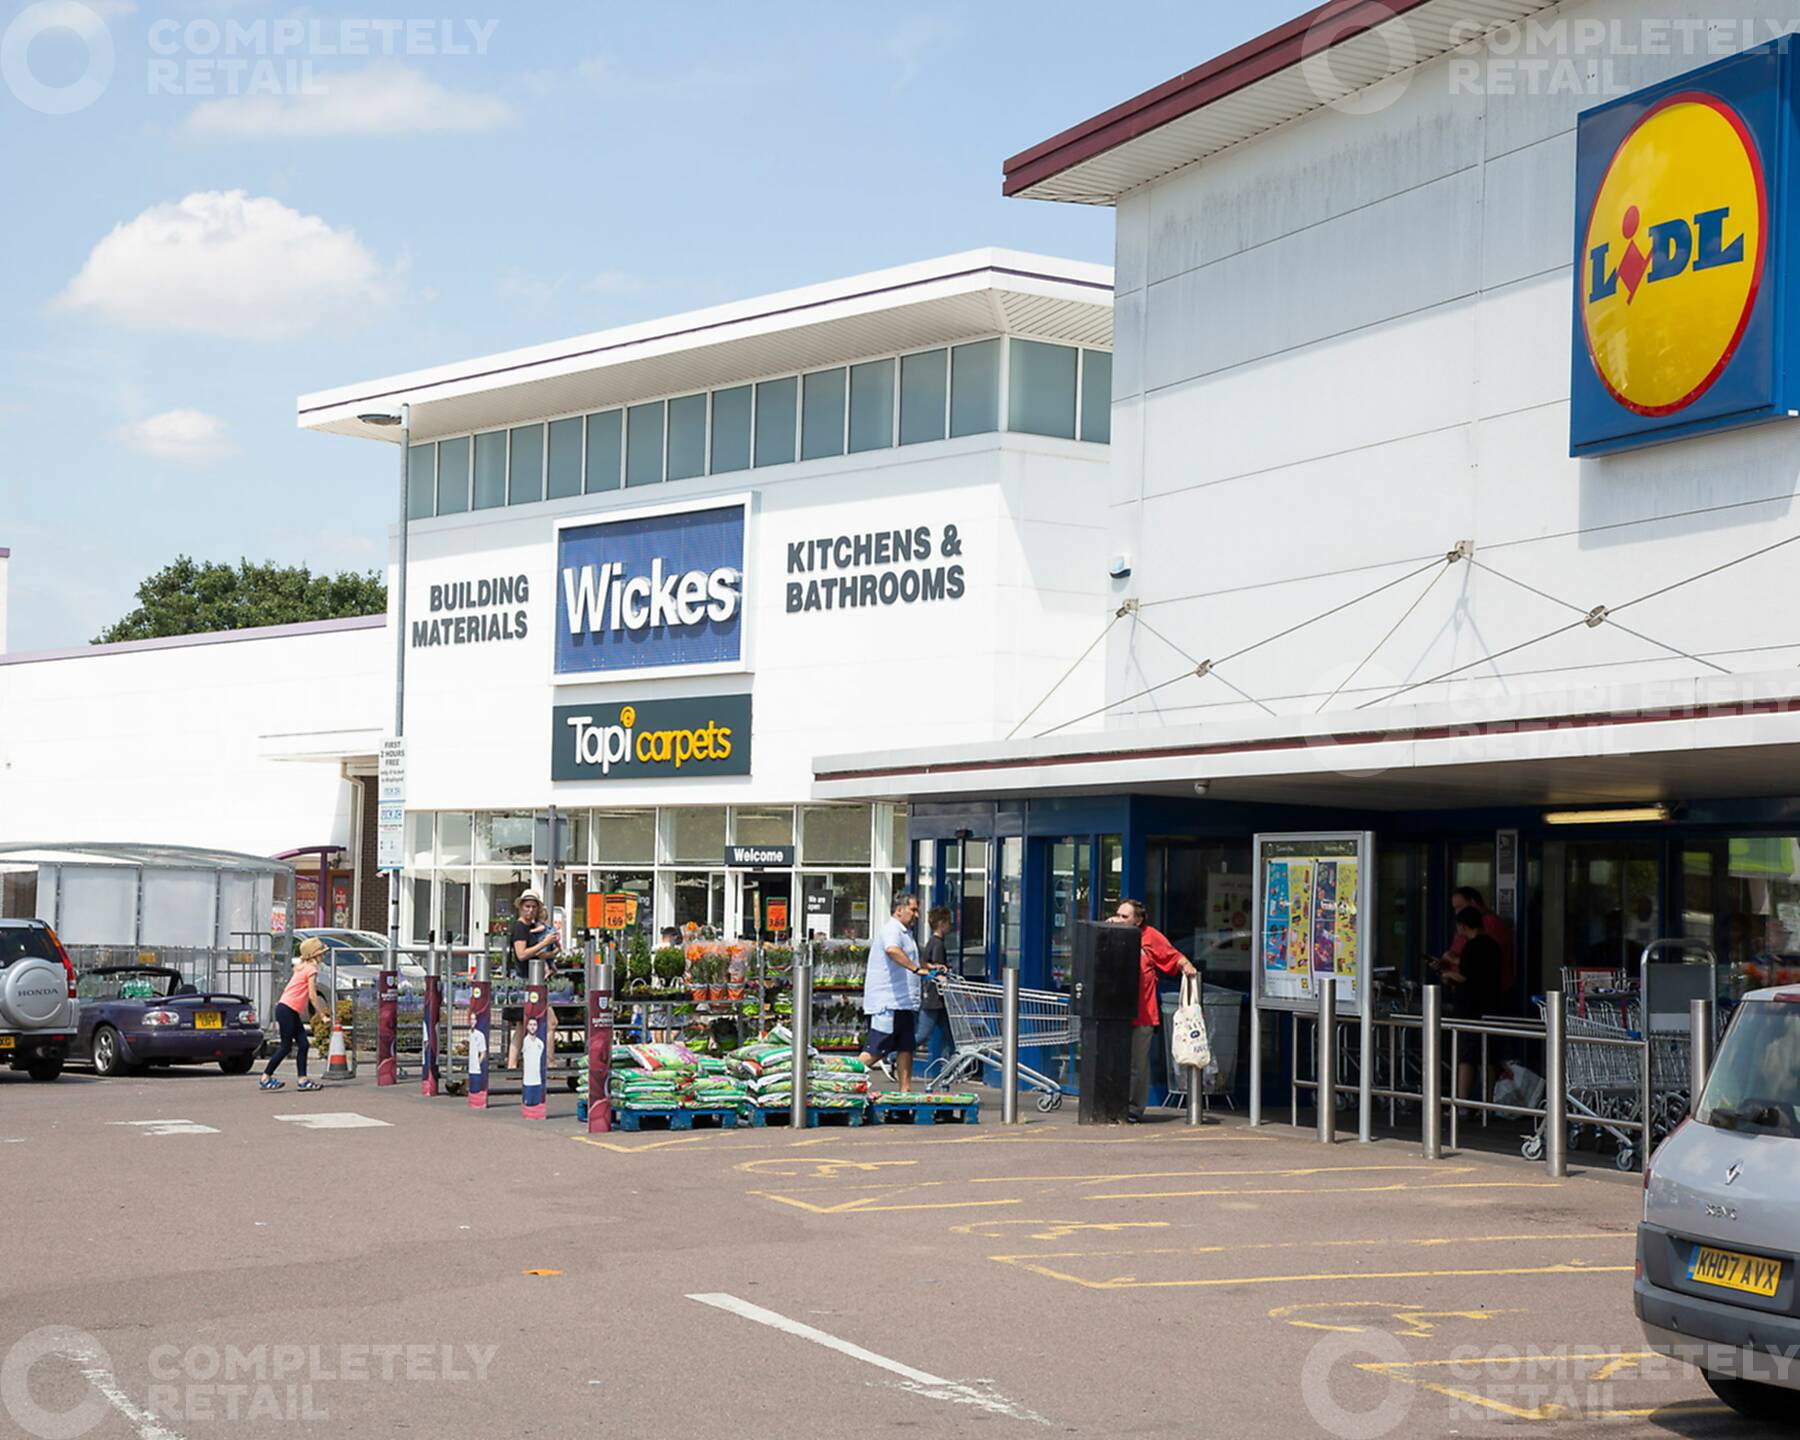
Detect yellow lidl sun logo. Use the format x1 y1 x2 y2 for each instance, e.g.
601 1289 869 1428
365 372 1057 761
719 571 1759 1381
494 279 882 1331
1580 92 1768 417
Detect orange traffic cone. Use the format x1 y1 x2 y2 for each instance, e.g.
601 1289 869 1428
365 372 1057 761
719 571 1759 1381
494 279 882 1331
328 1022 353 1078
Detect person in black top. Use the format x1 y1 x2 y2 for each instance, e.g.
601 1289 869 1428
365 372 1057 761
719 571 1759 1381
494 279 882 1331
505 890 560 1070
912 907 954 1072
1441 906 1501 1097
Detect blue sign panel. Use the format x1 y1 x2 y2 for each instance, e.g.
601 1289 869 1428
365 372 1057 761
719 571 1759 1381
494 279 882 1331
555 501 746 676
1570 38 1797 457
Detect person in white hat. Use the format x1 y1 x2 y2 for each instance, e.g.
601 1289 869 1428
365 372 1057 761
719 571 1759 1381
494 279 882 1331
506 890 561 1070
261 936 329 1091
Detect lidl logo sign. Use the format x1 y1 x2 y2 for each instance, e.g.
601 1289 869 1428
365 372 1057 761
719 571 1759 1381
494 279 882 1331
1570 42 1796 456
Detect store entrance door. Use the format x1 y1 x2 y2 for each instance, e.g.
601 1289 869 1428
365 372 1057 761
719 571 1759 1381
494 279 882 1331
737 870 794 943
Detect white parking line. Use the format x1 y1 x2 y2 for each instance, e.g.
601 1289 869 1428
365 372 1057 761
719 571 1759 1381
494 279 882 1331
687 1292 1047 1424
110 1120 219 1137
272 1113 390 1130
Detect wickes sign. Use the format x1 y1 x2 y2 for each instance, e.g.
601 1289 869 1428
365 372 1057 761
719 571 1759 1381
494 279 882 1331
552 695 752 782
555 500 745 677
1570 39 1797 456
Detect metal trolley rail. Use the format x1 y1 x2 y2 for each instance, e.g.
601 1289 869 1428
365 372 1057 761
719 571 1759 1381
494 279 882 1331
931 975 1073 1111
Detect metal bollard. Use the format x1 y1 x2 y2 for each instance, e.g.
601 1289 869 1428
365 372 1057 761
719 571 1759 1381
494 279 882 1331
1545 990 1567 1179
789 943 813 1126
1000 966 1020 1125
1186 1068 1205 1126
1421 985 1442 1160
1689 997 1715 1115
1316 980 1337 1144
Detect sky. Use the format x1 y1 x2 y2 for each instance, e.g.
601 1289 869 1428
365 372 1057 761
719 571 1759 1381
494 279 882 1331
0 0 1300 652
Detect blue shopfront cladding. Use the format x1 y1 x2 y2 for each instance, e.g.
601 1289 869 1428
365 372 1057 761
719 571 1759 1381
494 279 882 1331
904 792 1800 1106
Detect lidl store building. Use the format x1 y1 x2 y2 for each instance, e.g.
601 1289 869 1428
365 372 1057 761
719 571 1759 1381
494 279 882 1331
816 0 1800 1051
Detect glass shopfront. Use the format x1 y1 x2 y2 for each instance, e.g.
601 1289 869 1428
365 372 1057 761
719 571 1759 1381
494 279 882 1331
399 803 898 954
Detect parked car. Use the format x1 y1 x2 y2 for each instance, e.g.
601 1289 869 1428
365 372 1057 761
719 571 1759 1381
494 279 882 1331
0 919 78 1081
73 966 263 1077
1637 984 1800 1422
293 929 430 994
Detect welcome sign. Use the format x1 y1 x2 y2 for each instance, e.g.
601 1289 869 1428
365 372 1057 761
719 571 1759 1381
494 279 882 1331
1570 39 1797 456
555 499 747 677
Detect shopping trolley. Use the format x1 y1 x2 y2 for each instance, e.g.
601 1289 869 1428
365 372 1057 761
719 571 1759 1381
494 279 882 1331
931 975 1074 1111
1523 997 1644 1171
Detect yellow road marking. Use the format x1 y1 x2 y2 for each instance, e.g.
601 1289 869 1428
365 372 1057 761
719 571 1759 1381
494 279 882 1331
967 1163 1475 1186
753 1189 1024 1216
1266 1301 1520 1338
736 1158 920 1178
991 1233 1630 1263
570 1134 762 1154
1355 1354 1673 1422
1587 1355 1644 1383
1080 1179 1563 1201
948 1219 1172 1241
989 1259 1634 1291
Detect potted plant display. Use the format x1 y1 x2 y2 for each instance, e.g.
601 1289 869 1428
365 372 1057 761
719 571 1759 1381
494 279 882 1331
726 947 747 1002
625 931 653 994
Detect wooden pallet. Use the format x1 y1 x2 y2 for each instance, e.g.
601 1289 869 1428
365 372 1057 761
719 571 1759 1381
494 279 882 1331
742 1105 868 1128
609 1106 739 1132
870 1100 980 1125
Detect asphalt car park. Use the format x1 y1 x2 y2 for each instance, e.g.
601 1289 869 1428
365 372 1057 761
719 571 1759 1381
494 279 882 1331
3 1066 1787 1440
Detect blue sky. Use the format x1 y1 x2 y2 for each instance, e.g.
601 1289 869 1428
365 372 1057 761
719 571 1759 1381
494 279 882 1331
0 0 1298 651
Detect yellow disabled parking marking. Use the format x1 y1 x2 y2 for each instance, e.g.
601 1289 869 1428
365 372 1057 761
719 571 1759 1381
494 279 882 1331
949 1219 1172 1241
1268 1300 1523 1338
990 1257 1634 1292
752 1188 1023 1216
1082 1178 1563 1201
736 1157 920 1179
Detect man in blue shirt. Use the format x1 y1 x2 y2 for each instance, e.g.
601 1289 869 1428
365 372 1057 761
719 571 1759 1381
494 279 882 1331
860 892 927 1091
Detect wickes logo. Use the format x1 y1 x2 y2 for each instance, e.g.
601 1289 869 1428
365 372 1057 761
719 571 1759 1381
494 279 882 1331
561 558 740 635
1579 91 1767 418
552 695 752 782
555 501 747 677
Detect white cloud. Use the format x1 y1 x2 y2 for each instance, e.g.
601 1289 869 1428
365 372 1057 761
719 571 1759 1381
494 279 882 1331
583 270 642 296
575 54 751 97
183 64 515 139
56 190 389 340
498 268 646 308
118 408 231 462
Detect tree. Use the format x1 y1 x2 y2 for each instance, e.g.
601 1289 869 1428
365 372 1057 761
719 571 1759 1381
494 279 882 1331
94 556 386 644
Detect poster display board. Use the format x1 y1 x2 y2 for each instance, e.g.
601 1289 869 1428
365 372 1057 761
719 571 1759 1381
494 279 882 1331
520 984 549 1120
420 975 441 1098
467 981 491 1109
1253 832 1373 1017
376 971 399 1086
586 955 613 1134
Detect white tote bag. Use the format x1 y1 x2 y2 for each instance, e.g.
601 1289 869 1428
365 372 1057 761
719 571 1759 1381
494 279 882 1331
1169 975 1212 1071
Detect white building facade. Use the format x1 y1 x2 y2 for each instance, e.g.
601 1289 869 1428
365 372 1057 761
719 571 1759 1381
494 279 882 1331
298 251 1114 951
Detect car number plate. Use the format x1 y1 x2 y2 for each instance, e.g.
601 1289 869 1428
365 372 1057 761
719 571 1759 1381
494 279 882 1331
195 1012 223 1030
0 1035 14 1049
1689 1245 1782 1298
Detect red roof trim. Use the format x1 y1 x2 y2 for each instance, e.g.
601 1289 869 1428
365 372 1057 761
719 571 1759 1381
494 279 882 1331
1002 0 1436 199
817 694 1800 786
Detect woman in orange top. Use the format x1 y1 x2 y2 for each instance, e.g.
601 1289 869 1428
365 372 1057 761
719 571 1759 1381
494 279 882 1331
260 936 330 1091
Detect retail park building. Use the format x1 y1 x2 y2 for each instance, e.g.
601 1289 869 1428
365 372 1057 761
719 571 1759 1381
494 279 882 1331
5 0 1800 1092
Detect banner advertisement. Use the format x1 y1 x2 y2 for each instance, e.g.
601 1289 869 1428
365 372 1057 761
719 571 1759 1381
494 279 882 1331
520 984 549 1120
1253 833 1372 1016
376 971 399 1086
586 955 613 1135
420 974 441 1098
467 981 491 1110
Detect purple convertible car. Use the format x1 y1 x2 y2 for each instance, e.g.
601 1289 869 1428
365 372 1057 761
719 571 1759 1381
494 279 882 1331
73 966 264 1077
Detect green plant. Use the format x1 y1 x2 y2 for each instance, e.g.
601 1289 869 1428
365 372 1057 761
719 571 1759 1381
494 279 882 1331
652 946 686 989
626 932 652 984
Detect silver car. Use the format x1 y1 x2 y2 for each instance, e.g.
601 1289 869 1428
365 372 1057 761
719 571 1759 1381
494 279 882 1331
1637 984 1800 1423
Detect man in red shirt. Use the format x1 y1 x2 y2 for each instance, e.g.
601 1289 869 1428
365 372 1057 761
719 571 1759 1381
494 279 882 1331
1111 899 1198 1122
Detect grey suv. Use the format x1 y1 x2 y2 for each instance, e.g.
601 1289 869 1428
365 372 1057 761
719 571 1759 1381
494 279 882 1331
0 919 78 1081
1637 984 1800 1422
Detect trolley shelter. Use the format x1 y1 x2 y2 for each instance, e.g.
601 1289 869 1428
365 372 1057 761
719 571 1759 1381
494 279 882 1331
1249 831 1375 1138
